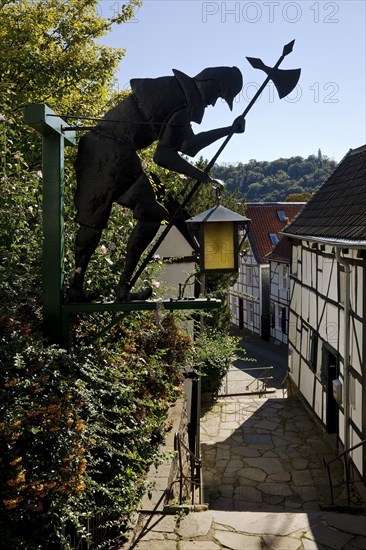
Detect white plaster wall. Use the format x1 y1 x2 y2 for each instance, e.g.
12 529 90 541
158 261 196 299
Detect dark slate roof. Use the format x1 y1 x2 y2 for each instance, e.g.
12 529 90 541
246 203 306 264
283 145 366 242
266 236 292 263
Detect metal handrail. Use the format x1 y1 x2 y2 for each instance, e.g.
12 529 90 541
323 438 366 505
173 433 202 505
245 366 273 393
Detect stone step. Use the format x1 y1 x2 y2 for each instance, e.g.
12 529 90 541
130 509 366 549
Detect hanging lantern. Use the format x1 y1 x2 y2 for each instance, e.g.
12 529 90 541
186 204 250 273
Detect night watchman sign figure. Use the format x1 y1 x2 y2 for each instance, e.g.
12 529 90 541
68 67 244 303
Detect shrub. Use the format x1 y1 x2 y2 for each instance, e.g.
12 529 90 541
193 329 240 394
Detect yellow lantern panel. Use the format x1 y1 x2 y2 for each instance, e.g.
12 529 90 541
203 222 235 270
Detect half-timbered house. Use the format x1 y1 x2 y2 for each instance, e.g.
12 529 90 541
229 202 304 338
283 144 366 485
266 236 292 345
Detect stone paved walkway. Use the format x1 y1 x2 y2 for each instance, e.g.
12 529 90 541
201 393 353 511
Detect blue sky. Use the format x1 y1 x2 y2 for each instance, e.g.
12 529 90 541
98 0 366 165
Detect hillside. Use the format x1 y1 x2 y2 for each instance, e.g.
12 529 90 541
211 150 337 202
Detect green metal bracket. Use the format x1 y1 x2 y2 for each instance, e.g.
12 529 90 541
61 298 221 349
24 104 222 348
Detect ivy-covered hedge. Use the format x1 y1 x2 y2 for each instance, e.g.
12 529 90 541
0 308 191 548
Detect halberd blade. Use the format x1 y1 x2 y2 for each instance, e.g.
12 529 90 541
246 56 301 99
272 67 301 98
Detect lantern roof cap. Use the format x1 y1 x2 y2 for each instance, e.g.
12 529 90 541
186 204 250 224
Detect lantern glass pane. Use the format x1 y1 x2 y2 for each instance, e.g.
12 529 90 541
203 222 234 270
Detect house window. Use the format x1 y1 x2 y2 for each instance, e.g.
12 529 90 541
269 233 279 245
309 331 318 372
277 210 286 222
270 302 276 328
292 245 298 276
246 266 253 285
281 264 289 289
339 266 345 304
248 302 254 324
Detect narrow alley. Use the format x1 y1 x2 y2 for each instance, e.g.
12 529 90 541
130 333 366 549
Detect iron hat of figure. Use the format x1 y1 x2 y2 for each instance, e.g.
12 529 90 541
194 66 243 110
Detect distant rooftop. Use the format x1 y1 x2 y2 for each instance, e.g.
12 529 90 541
246 203 305 264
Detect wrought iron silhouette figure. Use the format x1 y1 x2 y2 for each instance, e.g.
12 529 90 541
68 66 244 302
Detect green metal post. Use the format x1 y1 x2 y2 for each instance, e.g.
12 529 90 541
24 104 76 345
42 133 65 343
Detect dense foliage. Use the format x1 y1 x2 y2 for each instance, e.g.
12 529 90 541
212 149 337 202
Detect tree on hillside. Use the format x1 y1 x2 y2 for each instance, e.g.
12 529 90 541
286 192 312 202
212 153 337 202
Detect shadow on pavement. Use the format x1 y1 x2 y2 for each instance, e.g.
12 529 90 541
201 395 361 513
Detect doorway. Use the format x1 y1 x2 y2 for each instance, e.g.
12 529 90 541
238 297 244 330
322 346 339 434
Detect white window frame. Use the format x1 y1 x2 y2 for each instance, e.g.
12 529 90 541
281 264 289 290
246 265 253 285
248 302 254 325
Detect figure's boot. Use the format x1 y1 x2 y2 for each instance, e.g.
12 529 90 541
115 282 153 302
114 220 161 302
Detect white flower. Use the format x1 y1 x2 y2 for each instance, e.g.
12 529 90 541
28 206 33 214
36 170 42 178
100 245 107 254
153 254 161 260
151 279 160 289
0 114 6 122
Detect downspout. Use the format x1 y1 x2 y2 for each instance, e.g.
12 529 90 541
335 248 351 456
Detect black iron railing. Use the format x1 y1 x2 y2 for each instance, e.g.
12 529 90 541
323 438 366 505
244 366 274 394
173 433 201 505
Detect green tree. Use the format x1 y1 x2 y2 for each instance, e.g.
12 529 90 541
286 192 312 202
0 0 141 167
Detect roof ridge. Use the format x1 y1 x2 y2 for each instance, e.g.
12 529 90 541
283 145 366 240
349 144 366 155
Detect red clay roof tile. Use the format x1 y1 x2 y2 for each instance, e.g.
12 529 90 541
247 203 305 263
